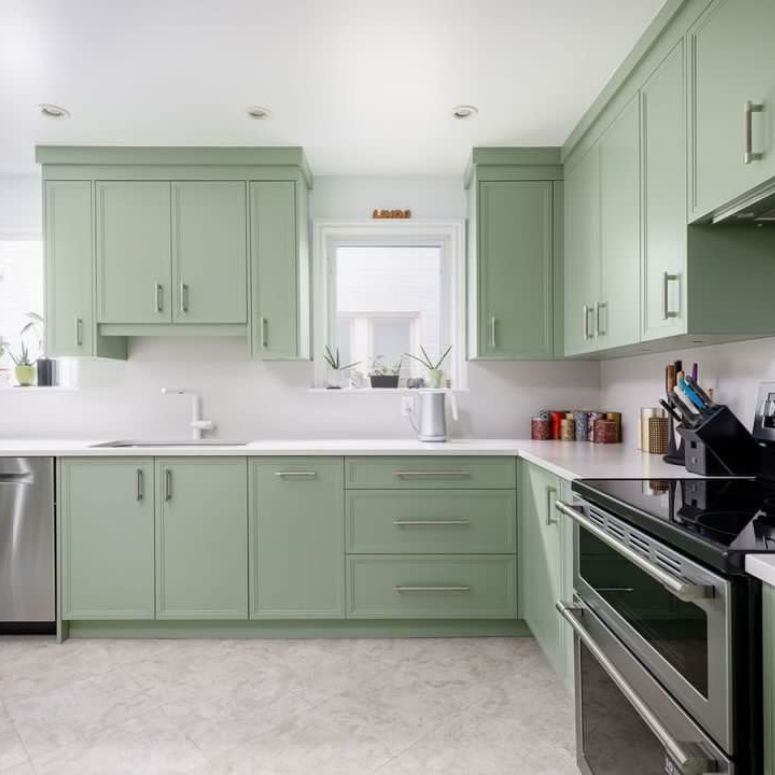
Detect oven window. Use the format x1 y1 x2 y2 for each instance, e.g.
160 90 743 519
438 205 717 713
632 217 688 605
579 530 709 696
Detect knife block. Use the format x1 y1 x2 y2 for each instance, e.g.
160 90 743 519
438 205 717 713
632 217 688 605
677 405 759 476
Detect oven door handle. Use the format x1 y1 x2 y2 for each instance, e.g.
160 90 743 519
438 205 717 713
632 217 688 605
555 501 715 603
557 602 718 775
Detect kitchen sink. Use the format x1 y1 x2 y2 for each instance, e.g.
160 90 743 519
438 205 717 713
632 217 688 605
90 440 249 448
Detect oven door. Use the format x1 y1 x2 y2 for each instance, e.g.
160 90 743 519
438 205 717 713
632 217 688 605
559 601 733 775
557 497 733 753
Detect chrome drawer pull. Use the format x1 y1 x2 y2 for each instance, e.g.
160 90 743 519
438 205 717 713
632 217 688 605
75 317 84 347
393 520 471 527
274 471 318 478
136 468 144 501
154 283 164 313
393 585 471 593
489 315 497 348
393 471 470 479
555 501 714 603
744 100 765 164
662 272 680 319
180 283 189 314
557 602 717 775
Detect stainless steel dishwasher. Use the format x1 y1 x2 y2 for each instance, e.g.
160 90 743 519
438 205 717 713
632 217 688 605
0 458 55 633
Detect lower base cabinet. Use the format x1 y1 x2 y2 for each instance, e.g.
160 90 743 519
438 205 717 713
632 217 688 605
250 458 345 618
155 458 248 619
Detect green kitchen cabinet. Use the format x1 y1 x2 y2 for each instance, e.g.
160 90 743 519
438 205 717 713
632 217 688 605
44 181 126 359
172 182 248 324
156 458 248 619
96 181 172 324
642 40 688 341
519 460 566 676
250 180 310 360
466 149 562 360
250 458 345 618
59 459 155 619
689 0 775 220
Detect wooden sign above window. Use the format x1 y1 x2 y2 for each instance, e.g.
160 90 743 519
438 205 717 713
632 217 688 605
372 209 411 219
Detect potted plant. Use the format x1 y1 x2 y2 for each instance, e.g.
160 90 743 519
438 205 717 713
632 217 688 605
9 343 36 386
405 345 452 389
322 345 359 389
369 356 402 388
21 312 54 386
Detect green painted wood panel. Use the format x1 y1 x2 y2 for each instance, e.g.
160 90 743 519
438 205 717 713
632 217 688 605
690 0 775 219
559 477 575 694
598 95 641 350
346 555 517 619
765 583 775 775
59 459 154 619
250 458 345 619
250 181 299 359
345 457 517 490
642 40 688 340
518 461 564 674
563 145 600 356
96 181 172 324
477 181 554 358
156 458 248 619
172 182 248 324
346 490 516 554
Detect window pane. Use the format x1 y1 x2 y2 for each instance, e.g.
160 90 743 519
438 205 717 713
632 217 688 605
371 319 412 366
0 240 44 364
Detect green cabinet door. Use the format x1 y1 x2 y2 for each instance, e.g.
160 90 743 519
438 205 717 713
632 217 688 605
59 459 154 619
563 145 600 356
250 458 345 618
477 181 554 358
44 181 94 357
96 181 172 324
172 182 248 324
642 41 688 340
519 461 564 675
598 96 641 350
690 0 775 219
156 458 248 619
250 181 299 359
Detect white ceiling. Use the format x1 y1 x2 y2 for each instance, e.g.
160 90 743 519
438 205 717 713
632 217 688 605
1 0 666 177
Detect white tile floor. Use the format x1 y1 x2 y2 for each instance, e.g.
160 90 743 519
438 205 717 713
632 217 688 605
0 636 578 775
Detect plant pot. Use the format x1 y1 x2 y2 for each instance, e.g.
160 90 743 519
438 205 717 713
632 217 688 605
427 368 444 389
370 374 399 389
14 364 36 387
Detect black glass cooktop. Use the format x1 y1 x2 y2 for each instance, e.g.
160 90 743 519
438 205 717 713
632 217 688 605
572 477 775 573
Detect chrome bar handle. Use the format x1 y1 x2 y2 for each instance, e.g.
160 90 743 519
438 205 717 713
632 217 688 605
136 468 144 501
546 485 559 526
75 317 84 347
593 302 600 338
394 586 471 593
274 471 318 479
393 520 471 527
180 283 189 314
555 501 714 602
557 602 717 775
596 302 607 336
488 315 497 348
164 469 172 501
744 100 765 164
663 273 680 319
154 283 164 313
583 304 590 340
394 471 470 479
260 317 268 348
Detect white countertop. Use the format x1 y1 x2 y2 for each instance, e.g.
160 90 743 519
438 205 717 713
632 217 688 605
0 437 699 482
745 555 775 587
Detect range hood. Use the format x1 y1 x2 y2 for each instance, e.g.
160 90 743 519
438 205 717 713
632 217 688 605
713 180 775 224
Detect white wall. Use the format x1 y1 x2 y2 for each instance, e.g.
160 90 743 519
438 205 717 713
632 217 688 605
0 173 601 440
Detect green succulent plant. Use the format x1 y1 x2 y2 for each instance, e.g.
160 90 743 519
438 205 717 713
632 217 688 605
323 345 359 371
404 345 452 371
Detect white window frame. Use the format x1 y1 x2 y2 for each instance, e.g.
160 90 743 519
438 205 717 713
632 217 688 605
312 220 466 389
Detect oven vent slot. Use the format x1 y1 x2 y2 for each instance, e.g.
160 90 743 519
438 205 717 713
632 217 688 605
654 550 682 575
587 509 606 528
627 534 650 555
606 521 626 541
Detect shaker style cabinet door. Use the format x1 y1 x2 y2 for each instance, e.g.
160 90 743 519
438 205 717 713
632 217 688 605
44 181 94 357
642 40 688 341
172 182 248 324
250 458 345 618
96 181 172 324
477 181 554 358
689 0 775 219
155 458 248 619
59 459 155 619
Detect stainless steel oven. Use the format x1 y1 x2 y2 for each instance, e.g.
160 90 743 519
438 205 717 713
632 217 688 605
556 496 733 753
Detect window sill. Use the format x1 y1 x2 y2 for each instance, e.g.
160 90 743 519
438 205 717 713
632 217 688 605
0 385 79 393
308 387 469 394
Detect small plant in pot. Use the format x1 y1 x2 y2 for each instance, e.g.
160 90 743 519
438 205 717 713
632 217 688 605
405 345 451 389
9 343 36 387
369 356 402 388
21 312 54 386
323 346 359 389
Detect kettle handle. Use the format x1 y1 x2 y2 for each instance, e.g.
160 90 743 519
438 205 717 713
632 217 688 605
406 392 420 434
447 389 459 422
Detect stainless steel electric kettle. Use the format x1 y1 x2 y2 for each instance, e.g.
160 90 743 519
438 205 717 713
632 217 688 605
405 389 458 442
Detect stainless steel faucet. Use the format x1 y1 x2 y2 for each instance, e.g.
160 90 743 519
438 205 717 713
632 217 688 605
161 388 215 440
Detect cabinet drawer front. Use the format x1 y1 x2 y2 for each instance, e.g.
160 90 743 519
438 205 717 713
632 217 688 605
346 555 516 619
346 490 516 554
345 457 516 489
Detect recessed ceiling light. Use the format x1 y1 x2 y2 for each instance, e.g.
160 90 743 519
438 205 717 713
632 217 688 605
39 103 70 119
246 106 272 120
451 105 478 120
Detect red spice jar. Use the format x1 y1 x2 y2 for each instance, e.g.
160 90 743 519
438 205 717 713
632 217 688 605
531 417 551 440
593 419 618 444
550 411 566 440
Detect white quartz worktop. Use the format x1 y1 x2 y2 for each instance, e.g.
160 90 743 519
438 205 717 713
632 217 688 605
745 555 775 587
0 438 700 482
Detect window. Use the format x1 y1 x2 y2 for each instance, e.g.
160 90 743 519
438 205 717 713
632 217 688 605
314 221 465 388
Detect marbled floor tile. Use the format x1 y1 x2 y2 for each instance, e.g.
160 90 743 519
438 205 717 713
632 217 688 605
0 701 30 772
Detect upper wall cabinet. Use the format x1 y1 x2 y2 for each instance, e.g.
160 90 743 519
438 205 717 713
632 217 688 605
37 147 312 359
466 148 562 360
689 0 775 220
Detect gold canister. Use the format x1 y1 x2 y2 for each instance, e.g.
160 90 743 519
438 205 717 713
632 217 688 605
640 407 665 451
560 417 576 441
606 412 622 442
647 416 669 455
